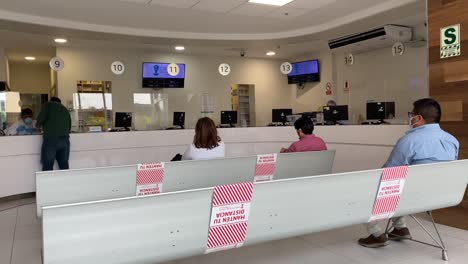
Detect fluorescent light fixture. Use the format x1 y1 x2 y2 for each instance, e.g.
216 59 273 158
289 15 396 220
174 46 185 51
248 0 294 6
54 38 68 43
266 51 276 56
25 56 36 61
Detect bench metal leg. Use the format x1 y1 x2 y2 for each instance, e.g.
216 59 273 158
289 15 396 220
384 211 448 261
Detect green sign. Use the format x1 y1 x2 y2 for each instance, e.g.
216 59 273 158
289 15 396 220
440 24 461 59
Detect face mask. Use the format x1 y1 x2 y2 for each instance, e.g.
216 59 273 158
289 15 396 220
408 116 418 129
24 117 33 125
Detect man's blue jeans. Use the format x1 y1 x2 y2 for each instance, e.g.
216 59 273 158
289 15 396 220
41 136 70 171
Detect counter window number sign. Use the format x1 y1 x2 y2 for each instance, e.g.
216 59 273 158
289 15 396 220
392 42 405 56
345 54 354 66
219 63 231 76
111 61 125 75
280 62 292 75
49 57 64 71
167 63 180 77
441 24 461 58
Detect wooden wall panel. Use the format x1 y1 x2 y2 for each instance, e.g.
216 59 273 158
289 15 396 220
428 0 468 208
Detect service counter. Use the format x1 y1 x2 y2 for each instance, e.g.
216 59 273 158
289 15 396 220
0 125 407 198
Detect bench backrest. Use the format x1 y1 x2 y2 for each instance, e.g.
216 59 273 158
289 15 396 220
36 150 335 217
41 160 468 264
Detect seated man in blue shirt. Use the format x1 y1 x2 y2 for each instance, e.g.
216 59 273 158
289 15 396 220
358 98 459 248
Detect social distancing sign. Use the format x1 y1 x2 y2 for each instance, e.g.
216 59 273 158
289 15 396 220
369 166 408 222
205 182 254 254
135 162 165 196
254 154 277 182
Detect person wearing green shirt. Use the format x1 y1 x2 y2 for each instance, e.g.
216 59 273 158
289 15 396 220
36 97 71 171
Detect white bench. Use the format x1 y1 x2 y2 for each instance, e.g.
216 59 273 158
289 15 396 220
36 150 335 217
41 160 468 264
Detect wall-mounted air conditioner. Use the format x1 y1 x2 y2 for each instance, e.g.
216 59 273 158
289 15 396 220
328 25 412 53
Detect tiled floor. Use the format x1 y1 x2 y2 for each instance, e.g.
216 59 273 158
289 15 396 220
1 199 467 264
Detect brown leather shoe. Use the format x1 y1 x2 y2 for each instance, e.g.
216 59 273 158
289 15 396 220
358 234 389 248
388 227 412 241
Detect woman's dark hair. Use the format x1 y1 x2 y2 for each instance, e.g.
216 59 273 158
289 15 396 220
194 117 221 149
21 108 33 117
294 117 314 135
413 98 441 124
50 97 62 103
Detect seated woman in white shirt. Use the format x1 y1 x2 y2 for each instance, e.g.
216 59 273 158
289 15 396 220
183 117 225 160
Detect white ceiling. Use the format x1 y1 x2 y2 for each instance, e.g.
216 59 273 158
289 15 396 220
0 0 424 40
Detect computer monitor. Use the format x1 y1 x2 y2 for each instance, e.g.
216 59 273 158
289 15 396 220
221 111 238 126
115 112 132 130
366 102 395 121
323 105 349 123
272 109 293 124
173 112 185 128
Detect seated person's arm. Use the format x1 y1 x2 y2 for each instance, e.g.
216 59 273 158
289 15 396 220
280 143 297 153
383 138 414 168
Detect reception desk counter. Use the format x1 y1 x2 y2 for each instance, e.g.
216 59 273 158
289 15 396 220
0 125 407 198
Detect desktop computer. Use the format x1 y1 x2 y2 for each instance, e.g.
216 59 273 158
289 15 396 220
172 112 185 129
113 112 132 131
323 105 348 125
271 109 293 126
220 111 238 127
366 102 395 124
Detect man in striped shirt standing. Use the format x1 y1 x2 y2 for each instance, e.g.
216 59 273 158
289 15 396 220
358 98 459 248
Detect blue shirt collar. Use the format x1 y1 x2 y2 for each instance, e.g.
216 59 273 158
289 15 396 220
406 123 440 135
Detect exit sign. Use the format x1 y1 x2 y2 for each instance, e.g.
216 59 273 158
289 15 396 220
440 24 461 59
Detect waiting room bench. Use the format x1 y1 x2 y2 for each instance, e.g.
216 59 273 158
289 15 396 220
41 159 468 264
36 150 335 217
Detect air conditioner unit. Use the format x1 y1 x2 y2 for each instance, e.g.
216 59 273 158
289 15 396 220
328 25 412 53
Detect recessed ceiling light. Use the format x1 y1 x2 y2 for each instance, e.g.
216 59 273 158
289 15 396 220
248 0 294 6
266 51 276 56
174 46 185 51
25 56 36 61
54 38 68 43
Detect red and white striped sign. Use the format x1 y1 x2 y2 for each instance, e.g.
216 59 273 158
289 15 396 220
369 166 408 222
254 154 277 182
205 182 254 254
135 162 165 196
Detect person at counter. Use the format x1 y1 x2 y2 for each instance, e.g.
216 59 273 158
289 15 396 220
6 108 39 136
358 98 459 248
36 97 72 171
280 117 327 153
183 117 225 160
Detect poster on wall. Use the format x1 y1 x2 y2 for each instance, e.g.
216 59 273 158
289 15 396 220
326 82 332 95
440 24 461 59
344 80 350 93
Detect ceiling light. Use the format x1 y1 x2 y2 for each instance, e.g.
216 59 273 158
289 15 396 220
25 57 36 61
266 51 276 56
248 0 294 6
174 46 185 51
54 38 68 43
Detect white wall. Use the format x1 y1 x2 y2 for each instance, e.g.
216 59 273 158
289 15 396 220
0 48 6 81
334 45 428 121
9 61 51 94
57 47 293 128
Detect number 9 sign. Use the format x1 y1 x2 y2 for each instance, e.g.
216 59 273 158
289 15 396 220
49 57 64 71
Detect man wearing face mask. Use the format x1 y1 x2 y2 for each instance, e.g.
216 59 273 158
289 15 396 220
6 108 39 136
358 98 459 248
